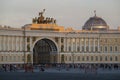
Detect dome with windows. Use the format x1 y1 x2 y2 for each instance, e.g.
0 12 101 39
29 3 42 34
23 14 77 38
82 12 109 30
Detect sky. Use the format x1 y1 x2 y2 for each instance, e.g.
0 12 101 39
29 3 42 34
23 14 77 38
0 0 120 29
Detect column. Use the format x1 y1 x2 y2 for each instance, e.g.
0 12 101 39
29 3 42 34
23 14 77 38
16 37 18 51
64 38 66 52
0 36 1 51
71 38 73 52
84 38 86 52
7 36 10 51
67 38 69 52
20 37 23 51
1 36 4 51
25 37 27 51
88 38 90 52
12 36 15 51
11 36 13 51
98 38 100 52
4 36 6 51
30 37 33 51
9 36 12 51
93 38 95 52
59 37 61 52
79 38 82 52
6 36 8 51
75 38 77 52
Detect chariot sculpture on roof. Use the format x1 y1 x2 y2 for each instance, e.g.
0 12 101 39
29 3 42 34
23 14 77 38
32 9 56 24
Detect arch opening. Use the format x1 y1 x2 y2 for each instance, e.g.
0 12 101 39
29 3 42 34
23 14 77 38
33 38 58 64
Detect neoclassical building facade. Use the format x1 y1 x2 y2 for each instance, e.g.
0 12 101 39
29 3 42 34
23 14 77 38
0 10 120 66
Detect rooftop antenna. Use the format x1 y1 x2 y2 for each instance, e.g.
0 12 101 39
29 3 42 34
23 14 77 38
94 10 96 16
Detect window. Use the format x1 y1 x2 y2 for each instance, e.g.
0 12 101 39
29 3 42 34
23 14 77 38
115 56 118 61
95 56 98 61
61 45 64 52
105 46 107 52
100 46 102 51
78 56 80 61
6 56 7 61
86 46 89 52
86 56 89 61
55 38 58 43
115 46 118 52
100 56 102 61
14 56 16 61
22 56 24 61
18 56 20 61
95 46 98 52
110 57 112 61
27 44 30 51
32 37 36 42
73 43 76 51
61 38 63 43
10 56 12 60
110 46 112 52
1 56 3 61
82 56 84 61
82 46 84 52
69 56 71 61
65 56 67 61
105 56 107 61
69 46 71 52
91 56 93 61
77 46 80 52
91 46 93 52
27 37 30 42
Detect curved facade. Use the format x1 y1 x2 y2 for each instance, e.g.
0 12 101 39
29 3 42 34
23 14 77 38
0 10 120 67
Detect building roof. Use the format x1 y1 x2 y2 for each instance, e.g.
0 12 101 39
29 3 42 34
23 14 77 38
82 11 109 30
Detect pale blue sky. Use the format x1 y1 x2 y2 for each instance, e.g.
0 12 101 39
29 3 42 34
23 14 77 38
0 0 120 29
